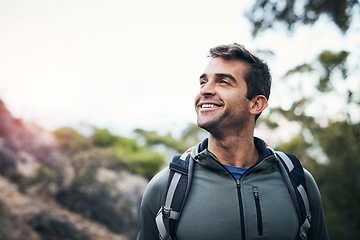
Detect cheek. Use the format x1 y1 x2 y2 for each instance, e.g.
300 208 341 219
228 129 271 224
230 96 249 111
194 92 201 106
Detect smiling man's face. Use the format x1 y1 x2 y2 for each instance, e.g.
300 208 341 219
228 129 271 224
195 57 251 134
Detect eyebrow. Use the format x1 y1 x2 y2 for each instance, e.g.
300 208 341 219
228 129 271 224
199 73 237 83
199 73 207 79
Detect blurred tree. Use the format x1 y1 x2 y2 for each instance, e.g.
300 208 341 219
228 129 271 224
246 0 359 36
90 128 166 180
314 121 360 239
53 127 92 156
134 129 188 153
91 127 117 148
123 151 166 180
135 124 207 154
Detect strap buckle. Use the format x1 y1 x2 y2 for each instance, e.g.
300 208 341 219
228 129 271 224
162 206 173 219
159 206 180 220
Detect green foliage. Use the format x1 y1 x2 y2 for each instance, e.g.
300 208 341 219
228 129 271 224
91 127 117 147
246 0 359 36
257 117 279 129
52 126 167 180
121 151 166 180
269 99 316 128
284 63 314 77
317 50 349 92
53 127 92 156
276 133 313 162
88 127 163 179
135 124 207 154
113 135 142 153
134 128 188 153
314 121 360 239
282 49 351 99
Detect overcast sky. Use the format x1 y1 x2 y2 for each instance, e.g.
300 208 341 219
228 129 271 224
1 0 359 137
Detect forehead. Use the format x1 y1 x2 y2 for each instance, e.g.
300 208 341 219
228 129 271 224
203 57 248 79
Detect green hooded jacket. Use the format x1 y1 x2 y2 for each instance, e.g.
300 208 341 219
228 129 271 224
137 137 329 240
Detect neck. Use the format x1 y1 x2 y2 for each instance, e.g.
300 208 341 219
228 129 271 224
208 129 258 168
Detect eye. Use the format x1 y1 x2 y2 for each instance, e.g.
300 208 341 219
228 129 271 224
219 79 229 85
200 79 207 86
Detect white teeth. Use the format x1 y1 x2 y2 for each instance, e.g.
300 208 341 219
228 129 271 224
202 104 218 108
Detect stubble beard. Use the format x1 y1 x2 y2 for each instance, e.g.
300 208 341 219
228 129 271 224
197 110 228 135
196 108 248 137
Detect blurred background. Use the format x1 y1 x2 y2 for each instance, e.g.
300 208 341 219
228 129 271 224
0 0 359 239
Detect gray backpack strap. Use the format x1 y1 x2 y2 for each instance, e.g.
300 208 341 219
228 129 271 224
298 184 311 240
155 172 182 239
274 149 311 240
155 150 194 240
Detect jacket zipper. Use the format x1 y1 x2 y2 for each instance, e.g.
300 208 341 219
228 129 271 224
236 180 246 240
253 187 263 236
208 152 275 240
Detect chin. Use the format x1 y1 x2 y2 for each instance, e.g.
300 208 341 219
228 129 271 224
197 120 216 132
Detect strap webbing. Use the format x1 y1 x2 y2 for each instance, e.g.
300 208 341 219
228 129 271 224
276 155 302 223
156 172 182 239
273 150 311 240
298 184 311 240
156 153 194 240
276 151 294 171
155 211 169 240
165 173 181 208
298 184 310 214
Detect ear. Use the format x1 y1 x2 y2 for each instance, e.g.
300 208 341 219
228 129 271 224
249 95 268 116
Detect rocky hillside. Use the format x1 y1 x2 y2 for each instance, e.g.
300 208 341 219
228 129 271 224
0 99 148 240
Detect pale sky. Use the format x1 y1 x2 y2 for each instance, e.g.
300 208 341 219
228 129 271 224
1 0 359 137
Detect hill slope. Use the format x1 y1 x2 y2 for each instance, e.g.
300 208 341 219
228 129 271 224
0 99 147 239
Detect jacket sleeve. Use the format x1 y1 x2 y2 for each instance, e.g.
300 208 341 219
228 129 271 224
304 169 330 240
137 168 169 240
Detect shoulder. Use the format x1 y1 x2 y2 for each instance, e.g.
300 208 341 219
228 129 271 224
303 169 330 239
141 167 169 209
303 169 321 197
303 169 323 210
143 167 169 196
138 167 171 240
145 167 169 194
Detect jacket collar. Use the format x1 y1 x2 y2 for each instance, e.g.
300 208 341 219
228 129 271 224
190 137 273 170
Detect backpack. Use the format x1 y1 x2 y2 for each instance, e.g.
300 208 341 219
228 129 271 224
155 147 311 240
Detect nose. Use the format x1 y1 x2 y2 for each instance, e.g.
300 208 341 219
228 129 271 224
200 81 216 96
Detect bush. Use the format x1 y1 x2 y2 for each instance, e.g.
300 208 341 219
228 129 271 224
123 151 165 180
55 181 136 235
26 210 91 240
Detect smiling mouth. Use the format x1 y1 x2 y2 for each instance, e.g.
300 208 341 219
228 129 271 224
201 104 220 108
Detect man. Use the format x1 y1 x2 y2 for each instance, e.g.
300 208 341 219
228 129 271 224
137 43 329 240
